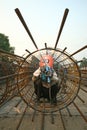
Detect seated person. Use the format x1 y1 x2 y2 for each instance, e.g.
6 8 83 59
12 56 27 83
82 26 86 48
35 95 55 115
32 55 61 104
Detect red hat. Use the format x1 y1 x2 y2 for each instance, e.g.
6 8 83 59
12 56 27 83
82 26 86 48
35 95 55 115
39 55 54 68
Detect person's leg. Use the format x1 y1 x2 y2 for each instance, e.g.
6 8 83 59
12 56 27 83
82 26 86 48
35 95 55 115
34 79 43 99
42 87 49 99
50 83 60 104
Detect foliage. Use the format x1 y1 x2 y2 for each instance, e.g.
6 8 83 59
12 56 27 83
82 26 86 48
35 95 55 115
0 33 16 77
80 57 87 68
0 33 15 53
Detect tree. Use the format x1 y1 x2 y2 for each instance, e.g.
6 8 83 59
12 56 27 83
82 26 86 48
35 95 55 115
80 57 87 68
0 33 15 53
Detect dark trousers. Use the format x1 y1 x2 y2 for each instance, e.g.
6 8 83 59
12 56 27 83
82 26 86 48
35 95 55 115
34 79 60 100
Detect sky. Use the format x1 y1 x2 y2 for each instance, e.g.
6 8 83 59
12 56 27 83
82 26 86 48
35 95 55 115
0 0 87 60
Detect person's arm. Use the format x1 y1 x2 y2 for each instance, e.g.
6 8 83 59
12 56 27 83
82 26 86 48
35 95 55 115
32 67 41 81
52 71 59 81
